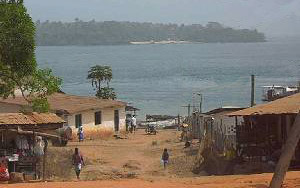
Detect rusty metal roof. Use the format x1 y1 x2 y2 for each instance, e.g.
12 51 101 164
0 93 127 114
228 93 300 116
0 112 65 125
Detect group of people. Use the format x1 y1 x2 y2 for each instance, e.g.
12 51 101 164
126 115 137 133
71 115 172 180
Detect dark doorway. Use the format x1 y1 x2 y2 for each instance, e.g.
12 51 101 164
114 110 119 132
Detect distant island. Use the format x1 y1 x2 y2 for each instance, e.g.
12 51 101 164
35 20 266 46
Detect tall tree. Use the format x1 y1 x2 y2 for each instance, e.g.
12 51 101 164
87 65 116 100
0 0 62 112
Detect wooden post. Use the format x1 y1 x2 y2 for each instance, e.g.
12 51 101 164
33 129 37 179
43 139 48 181
199 94 203 114
5 127 8 149
251 75 255 107
270 113 300 188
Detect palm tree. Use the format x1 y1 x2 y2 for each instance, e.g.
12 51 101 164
87 65 115 99
103 66 112 87
87 65 103 91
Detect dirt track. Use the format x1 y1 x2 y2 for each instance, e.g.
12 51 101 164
2 171 300 188
2 129 300 187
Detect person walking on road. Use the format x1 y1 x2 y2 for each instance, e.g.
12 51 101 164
77 127 84 142
161 148 169 170
131 115 137 133
72 148 84 180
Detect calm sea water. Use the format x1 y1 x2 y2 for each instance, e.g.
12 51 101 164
36 42 300 119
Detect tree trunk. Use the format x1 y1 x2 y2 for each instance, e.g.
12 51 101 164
270 113 300 188
98 79 101 92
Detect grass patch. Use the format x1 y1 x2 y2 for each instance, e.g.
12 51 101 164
71 129 114 140
152 140 158 146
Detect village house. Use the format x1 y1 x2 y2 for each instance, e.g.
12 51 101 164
0 93 127 133
184 106 244 152
228 93 300 165
205 106 244 151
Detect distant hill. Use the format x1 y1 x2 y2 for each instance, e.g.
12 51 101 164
35 20 266 46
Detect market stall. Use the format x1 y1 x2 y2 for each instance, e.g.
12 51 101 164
0 113 65 181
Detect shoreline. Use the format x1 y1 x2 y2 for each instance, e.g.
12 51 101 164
36 40 267 47
129 40 196 45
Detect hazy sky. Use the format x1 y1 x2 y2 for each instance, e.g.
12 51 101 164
24 0 300 37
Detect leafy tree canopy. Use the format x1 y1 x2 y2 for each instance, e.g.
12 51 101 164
35 20 266 46
0 1 62 112
87 65 116 100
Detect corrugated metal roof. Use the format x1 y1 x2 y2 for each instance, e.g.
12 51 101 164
205 106 245 115
0 93 127 114
0 112 65 125
228 93 300 116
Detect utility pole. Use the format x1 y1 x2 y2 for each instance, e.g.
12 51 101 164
193 92 203 113
251 75 255 107
198 93 203 113
182 104 196 117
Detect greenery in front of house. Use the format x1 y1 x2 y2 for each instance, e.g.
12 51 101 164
35 20 266 46
0 0 62 112
87 65 116 100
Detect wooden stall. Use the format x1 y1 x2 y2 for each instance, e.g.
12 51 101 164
0 113 65 181
228 93 300 165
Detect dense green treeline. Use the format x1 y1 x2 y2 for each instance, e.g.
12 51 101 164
35 20 266 46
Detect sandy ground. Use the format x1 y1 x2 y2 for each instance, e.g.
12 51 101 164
2 129 300 187
1 172 300 188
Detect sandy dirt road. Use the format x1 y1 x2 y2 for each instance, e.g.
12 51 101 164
2 171 300 188
2 129 300 187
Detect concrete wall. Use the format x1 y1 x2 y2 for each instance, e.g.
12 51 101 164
67 106 126 132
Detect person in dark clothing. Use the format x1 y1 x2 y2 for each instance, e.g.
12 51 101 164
72 148 84 179
161 148 169 169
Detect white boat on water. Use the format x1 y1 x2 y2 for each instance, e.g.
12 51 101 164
130 40 155 45
130 40 192 45
262 85 299 101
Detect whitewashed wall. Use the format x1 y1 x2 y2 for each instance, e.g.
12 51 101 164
67 106 126 132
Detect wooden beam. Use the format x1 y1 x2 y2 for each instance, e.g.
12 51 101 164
270 112 300 188
7 128 60 139
0 123 63 130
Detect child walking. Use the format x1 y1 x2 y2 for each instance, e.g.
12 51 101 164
161 148 169 170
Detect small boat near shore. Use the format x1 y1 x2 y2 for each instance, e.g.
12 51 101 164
262 85 299 101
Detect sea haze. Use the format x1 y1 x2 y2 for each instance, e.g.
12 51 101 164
36 42 300 119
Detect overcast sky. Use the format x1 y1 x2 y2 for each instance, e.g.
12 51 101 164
24 0 300 37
